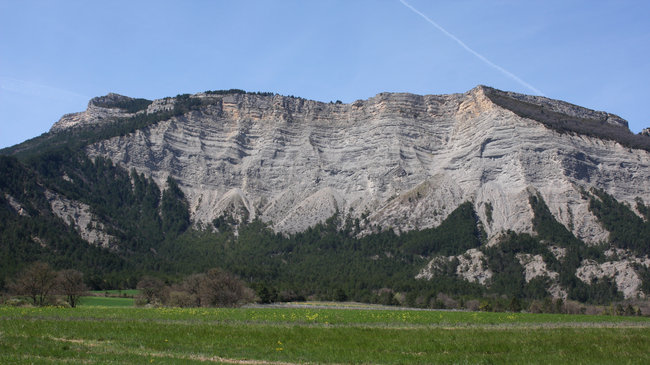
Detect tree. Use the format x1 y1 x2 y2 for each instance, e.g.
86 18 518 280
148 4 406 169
198 268 254 307
9 262 58 306
508 297 522 312
57 269 87 308
256 284 278 304
180 273 205 307
334 288 348 302
136 276 168 305
161 177 190 235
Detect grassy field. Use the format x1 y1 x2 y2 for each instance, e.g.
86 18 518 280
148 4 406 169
1 305 649 364
78 296 135 307
90 289 140 297
76 289 138 307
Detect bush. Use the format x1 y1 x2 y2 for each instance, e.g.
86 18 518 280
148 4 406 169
479 300 492 312
436 293 459 309
563 300 586 315
133 268 256 308
133 268 255 308
180 274 204 307
167 291 197 308
136 276 168 306
277 290 304 302
465 299 480 311
198 268 255 307
528 300 544 313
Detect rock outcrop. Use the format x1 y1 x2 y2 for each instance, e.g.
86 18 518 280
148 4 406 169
417 248 493 285
577 258 650 299
50 93 142 132
516 253 559 283
641 128 650 137
44 190 116 249
4 193 29 217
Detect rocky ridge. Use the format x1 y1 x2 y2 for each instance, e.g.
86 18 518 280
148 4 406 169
50 93 140 133
48 86 650 298
68 86 650 240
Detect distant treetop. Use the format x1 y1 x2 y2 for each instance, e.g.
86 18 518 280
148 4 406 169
204 89 275 97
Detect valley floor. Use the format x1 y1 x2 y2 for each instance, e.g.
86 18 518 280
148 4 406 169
1 305 649 364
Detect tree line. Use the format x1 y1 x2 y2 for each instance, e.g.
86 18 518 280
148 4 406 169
3 261 256 309
135 267 254 308
6 262 86 307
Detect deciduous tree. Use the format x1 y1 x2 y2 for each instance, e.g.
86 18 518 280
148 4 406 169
198 268 254 307
136 276 168 305
10 262 57 306
58 269 87 307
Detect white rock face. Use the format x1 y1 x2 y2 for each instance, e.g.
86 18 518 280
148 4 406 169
44 190 116 249
456 249 493 285
50 93 139 133
576 257 650 299
415 256 448 281
4 193 29 216
516 253 559 283
417 248 493 285
420 250 572 298
146 97 175 114
67 86 650 242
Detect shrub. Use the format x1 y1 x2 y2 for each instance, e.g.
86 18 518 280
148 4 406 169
528 300 543 313
167 291 197 308
465 299 480 311
198 268 255 307
136 276 168 305
479 300 492 312
180 274 204 307
437 293 459 309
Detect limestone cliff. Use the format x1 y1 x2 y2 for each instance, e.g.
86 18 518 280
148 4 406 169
3 85 639 299
57 86 649 246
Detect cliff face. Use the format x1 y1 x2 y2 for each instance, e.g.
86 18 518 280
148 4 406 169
1 85 646 300
50 93 139 132
56 86 649 244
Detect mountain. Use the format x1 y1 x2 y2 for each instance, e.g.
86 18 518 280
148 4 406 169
1 86 649 304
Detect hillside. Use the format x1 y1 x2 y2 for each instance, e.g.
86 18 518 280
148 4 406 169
1 86 649 304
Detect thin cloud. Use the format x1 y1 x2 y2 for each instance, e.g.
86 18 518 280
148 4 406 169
398 0 545 96
0 76 90 102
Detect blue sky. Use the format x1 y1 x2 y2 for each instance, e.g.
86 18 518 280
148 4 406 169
1 0 649 148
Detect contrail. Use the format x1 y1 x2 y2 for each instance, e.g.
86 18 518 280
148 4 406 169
0 76 90 101
398 0 545 96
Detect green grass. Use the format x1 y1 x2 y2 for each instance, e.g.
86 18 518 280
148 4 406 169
1 305 649 364
78 296 134 307
77 289 139 307
89 289 139 296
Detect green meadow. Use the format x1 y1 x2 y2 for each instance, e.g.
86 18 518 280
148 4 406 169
1 305 649 364
77 296 135 307
90 289 140 296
